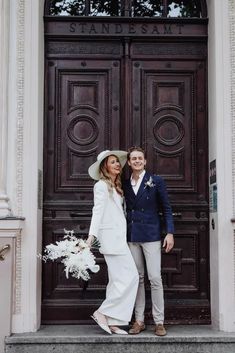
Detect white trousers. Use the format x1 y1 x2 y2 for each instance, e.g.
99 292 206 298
98 245 139 326
128 241 164 325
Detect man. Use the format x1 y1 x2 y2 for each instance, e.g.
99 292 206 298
123 147 174 336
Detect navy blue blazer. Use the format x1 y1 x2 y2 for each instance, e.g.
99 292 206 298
123 172 174 242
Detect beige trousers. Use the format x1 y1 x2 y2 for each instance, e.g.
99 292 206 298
128 241 164 325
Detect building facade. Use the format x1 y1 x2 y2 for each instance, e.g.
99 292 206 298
0 1 235 350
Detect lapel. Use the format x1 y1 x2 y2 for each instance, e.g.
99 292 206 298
125 172 151 207
134 171 150 204
125 178 136 203
112 188 124 214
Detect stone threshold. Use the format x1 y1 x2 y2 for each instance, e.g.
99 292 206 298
6 325 235 344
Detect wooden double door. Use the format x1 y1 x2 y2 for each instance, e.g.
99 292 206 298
42 37 210 324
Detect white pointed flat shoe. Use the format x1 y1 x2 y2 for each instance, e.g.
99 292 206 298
110 326 128 335
91 314 112 334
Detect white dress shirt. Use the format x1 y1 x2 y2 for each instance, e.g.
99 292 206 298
130 170 146 195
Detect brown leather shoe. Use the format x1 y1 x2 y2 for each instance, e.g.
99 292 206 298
155 324 166 336
129 321 146 334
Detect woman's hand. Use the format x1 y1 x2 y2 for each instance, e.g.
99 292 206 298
86 235 94 248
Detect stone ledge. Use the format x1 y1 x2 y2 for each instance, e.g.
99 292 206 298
5 326 235 353
5 325 235 343
0 218 25 236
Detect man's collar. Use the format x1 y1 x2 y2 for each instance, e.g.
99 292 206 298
130 169 146 181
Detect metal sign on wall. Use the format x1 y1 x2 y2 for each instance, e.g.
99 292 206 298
209 159 217 212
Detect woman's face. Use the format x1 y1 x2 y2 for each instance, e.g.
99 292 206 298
106 155 121 178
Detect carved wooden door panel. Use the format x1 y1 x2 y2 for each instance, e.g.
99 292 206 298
43 39 209 324
131 46 210 323
42 57 121 323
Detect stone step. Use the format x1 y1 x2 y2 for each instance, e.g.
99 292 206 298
5 325 235 353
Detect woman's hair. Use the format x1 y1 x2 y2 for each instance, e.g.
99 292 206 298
99 155 123 196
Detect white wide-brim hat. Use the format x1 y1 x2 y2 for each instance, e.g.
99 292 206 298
88 150 127 180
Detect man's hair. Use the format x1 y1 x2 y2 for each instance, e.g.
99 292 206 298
127 146 147 160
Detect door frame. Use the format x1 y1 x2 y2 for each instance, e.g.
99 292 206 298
43 13 209 324
5 0 235 333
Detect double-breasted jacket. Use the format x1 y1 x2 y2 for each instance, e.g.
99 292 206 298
123 172 174 242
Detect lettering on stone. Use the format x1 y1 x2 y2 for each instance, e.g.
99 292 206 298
79 23 87 33
102 23 110 34
176 24 184 34
66 22 183 36
70 22 76 33
115 24 123 34
89 24 97 34
152 25 160 34
141 24 148 34
164 25 172 34
129 24 136 34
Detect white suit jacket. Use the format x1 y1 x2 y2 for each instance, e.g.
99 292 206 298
89 180 127 255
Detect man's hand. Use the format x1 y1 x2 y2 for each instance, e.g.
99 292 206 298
163 233 174 253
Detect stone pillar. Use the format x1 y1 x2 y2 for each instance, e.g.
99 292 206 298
208 0 235 331
9 0 44 333
0 219 24 353
0 0 11 217
231 0 235 215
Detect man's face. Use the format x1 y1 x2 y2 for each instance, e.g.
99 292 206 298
128 150 146 172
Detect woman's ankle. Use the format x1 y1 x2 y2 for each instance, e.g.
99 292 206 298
94 311 107 324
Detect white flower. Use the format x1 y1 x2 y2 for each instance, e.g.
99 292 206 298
144 176 155 189
38 230 100 281
63 248 100 280
43 238 79 261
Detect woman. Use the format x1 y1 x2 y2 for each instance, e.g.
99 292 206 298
87 150 139 335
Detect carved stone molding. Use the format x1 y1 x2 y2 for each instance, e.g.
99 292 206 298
16 0 25 218
14 231 22 314
230 0 235 215
0 218 24 315
14 0 25 315
0 0 11 217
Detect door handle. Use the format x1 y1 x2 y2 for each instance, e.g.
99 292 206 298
0 244 10 261
172 212 182 218
70 212 91 218
159 212 182 218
